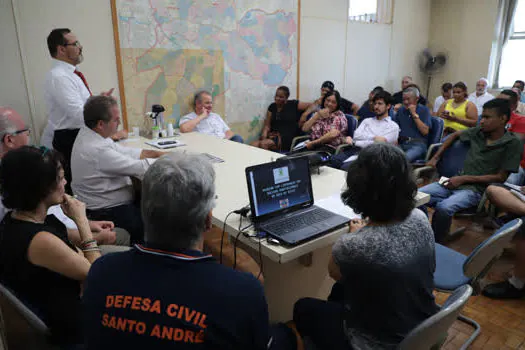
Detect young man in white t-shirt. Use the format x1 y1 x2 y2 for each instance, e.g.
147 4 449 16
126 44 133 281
433 82 452 115
179 90 244 143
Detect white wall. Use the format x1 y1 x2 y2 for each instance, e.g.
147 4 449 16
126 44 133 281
0 0 33 133
2 0 430 142
300 0 431 105
7 0 120 143
428 0 499 101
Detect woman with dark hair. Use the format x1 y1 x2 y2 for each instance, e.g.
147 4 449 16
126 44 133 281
299 90 348 153
437 81 478 134
252 86 311 151
0 146 101 348
293 144 438 349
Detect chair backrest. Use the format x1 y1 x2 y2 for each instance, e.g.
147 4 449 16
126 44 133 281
399 285 473 350
428 116 444 146
345 114 358 138
463 218 522 279
436 138 470 178
0 282 49 337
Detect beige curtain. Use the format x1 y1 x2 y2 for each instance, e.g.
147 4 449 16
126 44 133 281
376 0 393 24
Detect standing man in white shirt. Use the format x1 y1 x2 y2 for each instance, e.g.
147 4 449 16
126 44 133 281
43 28 125 194
71 96 164 243
179 90 244 143
331 91 400 169
468 78 494 116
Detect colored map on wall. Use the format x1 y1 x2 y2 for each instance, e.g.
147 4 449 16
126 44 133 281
114 0 298 142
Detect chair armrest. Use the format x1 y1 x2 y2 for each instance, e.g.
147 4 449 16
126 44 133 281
335 143 354 155
413 166 436 180
290 135 310 151
425 143 443 162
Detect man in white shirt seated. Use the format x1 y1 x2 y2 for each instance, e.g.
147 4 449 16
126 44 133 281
71 96 164 243
468 78 494 115
330 91 400 170
433 82 452 115
179 90 244 143
0 106 129 250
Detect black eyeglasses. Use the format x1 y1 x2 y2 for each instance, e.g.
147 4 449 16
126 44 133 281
63 41 81 48
12 128 30 136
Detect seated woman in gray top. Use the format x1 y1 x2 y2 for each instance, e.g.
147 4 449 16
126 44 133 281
293 143 438 350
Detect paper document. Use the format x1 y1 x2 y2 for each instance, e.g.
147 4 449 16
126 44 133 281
145 139 186 149
505 182 522 192
511 189 525 202
316 194 360 219
201 153 225 163
343 155 358 163
292 141 307 151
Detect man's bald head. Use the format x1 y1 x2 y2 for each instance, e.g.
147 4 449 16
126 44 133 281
0 107 29 156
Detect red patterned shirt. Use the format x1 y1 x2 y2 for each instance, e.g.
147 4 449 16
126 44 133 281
310 111 348 148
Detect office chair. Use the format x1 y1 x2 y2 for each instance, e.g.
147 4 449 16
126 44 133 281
433 218 522 349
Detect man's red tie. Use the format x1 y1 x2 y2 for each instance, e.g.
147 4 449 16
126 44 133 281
74 69 92 96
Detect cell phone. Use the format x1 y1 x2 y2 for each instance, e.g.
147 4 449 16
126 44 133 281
158 141 178 145
438 176 450 186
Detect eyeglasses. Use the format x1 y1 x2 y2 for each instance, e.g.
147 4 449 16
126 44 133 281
12 128 30 136
63 41 81 48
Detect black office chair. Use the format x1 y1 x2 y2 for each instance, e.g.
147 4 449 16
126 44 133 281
0 282 56 350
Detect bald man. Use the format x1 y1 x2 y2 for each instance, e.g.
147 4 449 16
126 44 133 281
392 76 428 107
468 78 494 115
0 107 130 251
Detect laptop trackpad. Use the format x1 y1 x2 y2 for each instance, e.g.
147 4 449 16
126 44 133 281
280 227 314 244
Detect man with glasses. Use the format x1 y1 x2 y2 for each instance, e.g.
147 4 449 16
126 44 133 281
43 28 120 194
0 106 130 250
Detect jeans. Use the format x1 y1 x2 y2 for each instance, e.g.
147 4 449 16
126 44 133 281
330 146 361 170
420 182 482 242
229 134 244 143
400 141 428 162
507 166 525 186
87 203 144 244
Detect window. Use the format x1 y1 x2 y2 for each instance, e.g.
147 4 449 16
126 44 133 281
348 0 377 22
491 0 525 87
348 0 392 24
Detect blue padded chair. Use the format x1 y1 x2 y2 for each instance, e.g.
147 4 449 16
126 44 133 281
399 285 473 350
433 218 522 349
412 116 445 166
413 137 469 181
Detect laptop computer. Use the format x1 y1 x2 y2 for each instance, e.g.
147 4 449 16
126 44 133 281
245 157 350 246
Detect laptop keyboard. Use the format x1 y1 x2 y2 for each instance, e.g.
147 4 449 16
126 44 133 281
262 208 334 234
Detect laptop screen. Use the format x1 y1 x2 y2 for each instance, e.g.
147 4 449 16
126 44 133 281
246 157 313 220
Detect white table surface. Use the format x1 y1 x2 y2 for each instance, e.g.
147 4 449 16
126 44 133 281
121 133 430 321
122 133 430 264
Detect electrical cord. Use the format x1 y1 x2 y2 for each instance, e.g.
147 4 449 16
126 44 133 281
220 211 235 265
233 221 254 270
257 233 264 281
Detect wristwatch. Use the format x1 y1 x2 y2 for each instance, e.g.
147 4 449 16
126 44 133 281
412 114 420 120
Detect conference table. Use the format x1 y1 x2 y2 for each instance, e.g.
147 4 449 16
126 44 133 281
121 132 430 321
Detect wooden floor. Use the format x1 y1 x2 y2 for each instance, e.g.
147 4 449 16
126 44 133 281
436 216 525 349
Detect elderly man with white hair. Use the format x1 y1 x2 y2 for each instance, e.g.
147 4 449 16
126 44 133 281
82 152 271 350
468 78 494 115
392 87 432 162
0 106 130 250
